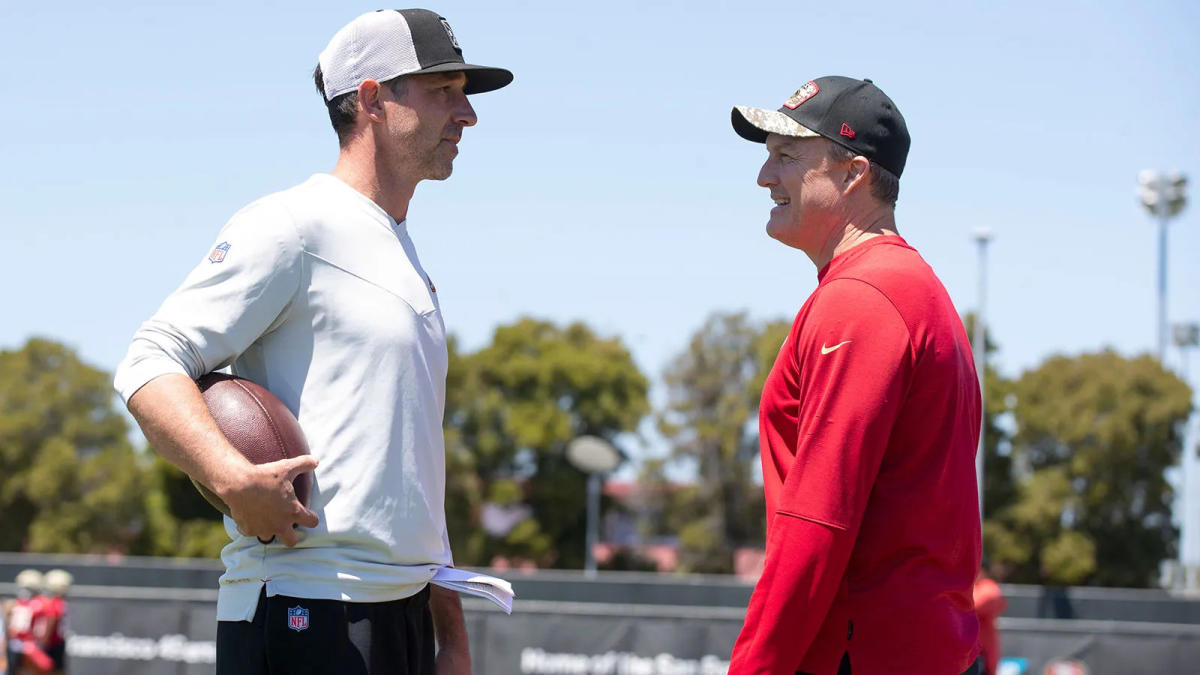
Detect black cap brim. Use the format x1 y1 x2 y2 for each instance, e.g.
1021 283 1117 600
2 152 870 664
731 108 768 143
412 61 513 95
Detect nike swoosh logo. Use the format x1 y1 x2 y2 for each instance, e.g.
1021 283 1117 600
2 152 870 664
821 340 852 355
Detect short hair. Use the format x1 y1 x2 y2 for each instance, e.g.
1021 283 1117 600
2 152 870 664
826 142 900 207
312 65 409 147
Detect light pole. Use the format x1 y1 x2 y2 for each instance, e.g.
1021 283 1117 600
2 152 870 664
1176 323 1199 377
1175 323 1199 587
1136 171 1188 361
566 435 622 578
1138 171 1189 587
973 228 992 523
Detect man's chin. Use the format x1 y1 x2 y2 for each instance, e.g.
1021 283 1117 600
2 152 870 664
427 145 458 181
765 220 804 249
765 219 786 242
424 162 454 182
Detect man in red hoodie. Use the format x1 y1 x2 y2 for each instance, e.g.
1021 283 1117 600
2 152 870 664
728 77 983 674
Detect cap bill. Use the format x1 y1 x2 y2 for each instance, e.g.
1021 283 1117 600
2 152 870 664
412 61 513 95
731 106 821 143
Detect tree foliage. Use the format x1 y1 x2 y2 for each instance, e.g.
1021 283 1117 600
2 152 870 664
5 328 1193 590
962 313 1018 520
2 325 650 566
985 350 1192 586
443 319 649 568
0 338 174 554
149 456 228 558
652 312 788 573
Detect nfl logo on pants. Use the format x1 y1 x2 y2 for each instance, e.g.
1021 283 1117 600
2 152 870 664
288 606 309 632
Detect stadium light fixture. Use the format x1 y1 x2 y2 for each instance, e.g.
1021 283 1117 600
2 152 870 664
1137 171 1188 360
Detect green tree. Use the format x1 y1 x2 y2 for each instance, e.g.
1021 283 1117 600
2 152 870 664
654 312 789 573
986 350 1192 586
962 313 1019 527
442 319 649 568
442 335 488 565
0 338 174 554
150 456 228 558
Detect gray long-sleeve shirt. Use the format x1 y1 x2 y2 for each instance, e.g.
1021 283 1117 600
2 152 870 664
115 173 452 621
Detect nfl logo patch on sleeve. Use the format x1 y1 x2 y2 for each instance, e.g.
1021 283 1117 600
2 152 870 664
208 241 231 264
287 606 309 631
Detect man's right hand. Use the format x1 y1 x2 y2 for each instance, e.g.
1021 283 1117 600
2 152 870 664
217 455 320 547
127 374 322 548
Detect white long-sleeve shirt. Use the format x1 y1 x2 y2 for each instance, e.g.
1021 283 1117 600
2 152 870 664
115 173 452 621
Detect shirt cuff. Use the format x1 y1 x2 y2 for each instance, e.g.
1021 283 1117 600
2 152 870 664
113 357 191 405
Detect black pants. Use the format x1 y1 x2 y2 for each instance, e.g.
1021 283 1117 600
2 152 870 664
6 643 66 674
799 654 983 675
47 642 67 671
217 585 435 675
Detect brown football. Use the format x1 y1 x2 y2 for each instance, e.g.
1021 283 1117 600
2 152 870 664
192 373 312 517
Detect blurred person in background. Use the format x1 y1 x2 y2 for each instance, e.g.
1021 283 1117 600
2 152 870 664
36 571 71 675
973 561 1008 675
5 570 52 675
1 586 6 674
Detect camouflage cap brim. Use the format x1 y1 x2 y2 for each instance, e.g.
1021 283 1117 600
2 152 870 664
731 105 821 143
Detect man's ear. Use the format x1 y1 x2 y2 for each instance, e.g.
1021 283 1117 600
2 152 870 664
844 155 871 195
358 80 386 123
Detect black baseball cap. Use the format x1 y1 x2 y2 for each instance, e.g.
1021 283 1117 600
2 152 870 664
732 76 910 177
319 9 513 99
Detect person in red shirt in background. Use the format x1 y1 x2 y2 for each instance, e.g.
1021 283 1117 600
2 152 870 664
974 561 1008 675
727 77 983 674
36 570 71 675
5 569 53 675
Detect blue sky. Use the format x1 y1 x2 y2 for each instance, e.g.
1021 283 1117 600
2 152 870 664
3 0 1199 525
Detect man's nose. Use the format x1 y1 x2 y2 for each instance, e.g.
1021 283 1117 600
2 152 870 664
757 159 776 188
455 94 478 127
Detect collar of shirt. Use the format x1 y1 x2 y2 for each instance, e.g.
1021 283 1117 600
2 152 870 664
312 173 409 239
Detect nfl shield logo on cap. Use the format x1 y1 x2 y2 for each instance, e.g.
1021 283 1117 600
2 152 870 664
208 241 231 264
287 606 309 631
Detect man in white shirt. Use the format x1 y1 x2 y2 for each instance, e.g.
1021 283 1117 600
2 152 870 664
114 9 511 674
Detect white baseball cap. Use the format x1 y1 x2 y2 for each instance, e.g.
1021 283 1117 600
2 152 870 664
318 9 513 100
